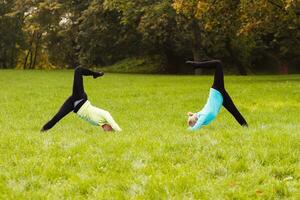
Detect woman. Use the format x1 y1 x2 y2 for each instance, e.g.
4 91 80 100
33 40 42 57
41 67 122 132
186 60 248 131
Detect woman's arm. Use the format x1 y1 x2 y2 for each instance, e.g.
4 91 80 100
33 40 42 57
188 114 206 131
102 111 122 132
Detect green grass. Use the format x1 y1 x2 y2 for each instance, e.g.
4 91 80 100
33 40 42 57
0 70 299 199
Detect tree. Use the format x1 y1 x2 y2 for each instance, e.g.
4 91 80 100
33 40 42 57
103 0 191 73
77 0 140 66
239 0 300 72
173 0 209 62
43 0 90 68
137 0 189 73
0 0 299 73
0 0 24 68
173 0 255 75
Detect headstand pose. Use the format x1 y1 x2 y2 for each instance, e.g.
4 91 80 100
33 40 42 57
41 67 122 132
186 60 248 131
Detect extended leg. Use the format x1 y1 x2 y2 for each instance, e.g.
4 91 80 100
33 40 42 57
222 91 248 126
72 66 104 98
41 96 74 131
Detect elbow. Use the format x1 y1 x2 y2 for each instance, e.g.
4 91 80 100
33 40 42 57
104 111 111 116
103 111 112 119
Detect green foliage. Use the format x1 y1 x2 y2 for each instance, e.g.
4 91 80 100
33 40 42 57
239 0 300 61
0 0 299 73
78 0 139 66
0 71 299 198
0 0 24 68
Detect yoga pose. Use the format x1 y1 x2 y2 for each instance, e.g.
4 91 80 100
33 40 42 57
186 60 248 131
41 67 122 132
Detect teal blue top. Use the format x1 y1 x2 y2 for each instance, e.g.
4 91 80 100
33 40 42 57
189 88 223 131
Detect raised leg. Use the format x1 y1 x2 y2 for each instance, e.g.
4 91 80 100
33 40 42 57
72 66 103 99
211 62 224 91
41 96 74 131
186 60 225 90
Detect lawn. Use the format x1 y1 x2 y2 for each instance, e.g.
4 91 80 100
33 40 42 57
0 70 299 199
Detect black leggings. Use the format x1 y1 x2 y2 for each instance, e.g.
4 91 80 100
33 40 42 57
190 60 248 126
42 67 99 131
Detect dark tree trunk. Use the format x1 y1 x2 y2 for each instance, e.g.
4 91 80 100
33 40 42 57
264 52 289 74
279 60 289 74
191 19 204 74
1 50 6 68
237 61 248 75
24 32 35 69
23 50 31 69
10 45 16 68
32 33 42 69
226 39 247 75
67 20 81 68
29 50 33 69
191 19 202 62
164 49 179 74
2 51 7 69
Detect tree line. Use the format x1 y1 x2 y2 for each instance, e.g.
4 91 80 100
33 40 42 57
0 0 299 74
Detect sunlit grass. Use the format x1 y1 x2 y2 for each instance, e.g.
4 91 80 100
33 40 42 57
0 70 299 199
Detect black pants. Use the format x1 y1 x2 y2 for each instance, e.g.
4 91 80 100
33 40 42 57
190 60 248 126
42 67 98 131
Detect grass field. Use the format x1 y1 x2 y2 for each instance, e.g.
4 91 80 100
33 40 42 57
0 70 299 199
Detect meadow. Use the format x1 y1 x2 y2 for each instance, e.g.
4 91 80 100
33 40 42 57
0 70 299 199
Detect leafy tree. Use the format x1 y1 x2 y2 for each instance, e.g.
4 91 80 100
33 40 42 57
0 0 24 68
173 0 209 63
173 0 254 74
77 0 140 66
45 0 90 68
103 0 191 73
0 0 299 74
239 0 300 71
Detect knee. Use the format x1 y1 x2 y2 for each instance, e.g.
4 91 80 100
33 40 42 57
74 66 83 73
215 60 222 67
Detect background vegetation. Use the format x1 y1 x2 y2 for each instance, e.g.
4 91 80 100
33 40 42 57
0 0 300 74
